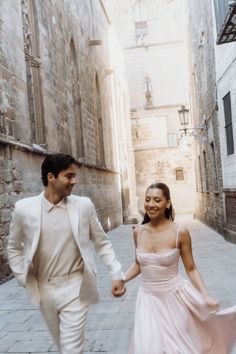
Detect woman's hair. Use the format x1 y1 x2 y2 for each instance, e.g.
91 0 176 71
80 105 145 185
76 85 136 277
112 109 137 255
142 182 175 224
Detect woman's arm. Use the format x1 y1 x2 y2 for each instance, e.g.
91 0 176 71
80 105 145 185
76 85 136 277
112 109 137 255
125 261 141 282
124 227 141 283
179 226 219 311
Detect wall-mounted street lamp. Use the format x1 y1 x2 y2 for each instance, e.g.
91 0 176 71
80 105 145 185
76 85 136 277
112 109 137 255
178 105 207 142
178 105 190 136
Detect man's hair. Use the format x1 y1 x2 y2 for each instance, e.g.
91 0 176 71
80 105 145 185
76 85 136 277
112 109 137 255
41 153 79 186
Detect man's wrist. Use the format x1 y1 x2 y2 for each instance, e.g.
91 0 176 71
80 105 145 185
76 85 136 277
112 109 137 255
111 270 126 281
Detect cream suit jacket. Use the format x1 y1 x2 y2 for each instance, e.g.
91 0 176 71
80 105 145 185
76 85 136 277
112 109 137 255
7 192 124 307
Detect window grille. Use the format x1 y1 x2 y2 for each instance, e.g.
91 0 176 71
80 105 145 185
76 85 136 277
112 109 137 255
223 92 234 155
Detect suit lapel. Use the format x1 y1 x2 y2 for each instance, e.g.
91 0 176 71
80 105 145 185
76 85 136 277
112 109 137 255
67 196 81 248
29 193 43 261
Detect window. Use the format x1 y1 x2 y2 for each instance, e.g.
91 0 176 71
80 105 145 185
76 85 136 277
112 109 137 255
69 38 84 157
21 0 44 144
210 142 219 191
144 77 152 107
203 151 209 191
198 156 203 192
175 168 184 181
95 74 105 166
225 192 236 226
135 21 148 38
223 92 234 155
133 0 148 44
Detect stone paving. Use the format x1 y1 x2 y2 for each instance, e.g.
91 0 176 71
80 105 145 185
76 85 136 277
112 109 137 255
1 218 236 353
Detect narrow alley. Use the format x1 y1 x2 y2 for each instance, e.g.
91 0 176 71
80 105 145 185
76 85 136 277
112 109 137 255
1 0 236 353
1 219 236 354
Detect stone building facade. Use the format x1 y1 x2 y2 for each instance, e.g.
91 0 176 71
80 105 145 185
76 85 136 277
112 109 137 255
104 0 196 216
213 0 236 241
0 0 137 280
187 0 223 232
187 0 236 241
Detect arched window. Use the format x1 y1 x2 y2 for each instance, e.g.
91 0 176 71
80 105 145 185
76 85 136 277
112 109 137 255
144 76 153 106
198 156 203 191
175 168 184 181
69 38 84 157
21 0 44 144
95 74 105 166
203 150 209 191
210 142 218 191
133 0 148 44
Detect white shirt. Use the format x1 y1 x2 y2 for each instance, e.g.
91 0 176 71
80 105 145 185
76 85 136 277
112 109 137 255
34 195 83 280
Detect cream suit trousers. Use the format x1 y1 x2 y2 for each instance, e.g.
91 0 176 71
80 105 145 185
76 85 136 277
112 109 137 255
38 272 88 354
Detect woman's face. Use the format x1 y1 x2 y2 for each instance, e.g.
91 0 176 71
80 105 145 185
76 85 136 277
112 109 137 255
144 188 170 219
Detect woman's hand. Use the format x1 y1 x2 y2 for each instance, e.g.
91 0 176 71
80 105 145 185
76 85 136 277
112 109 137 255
111 280 126 297
204 294 220 312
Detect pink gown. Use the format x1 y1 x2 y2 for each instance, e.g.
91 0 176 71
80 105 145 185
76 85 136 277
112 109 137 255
128 231 236 354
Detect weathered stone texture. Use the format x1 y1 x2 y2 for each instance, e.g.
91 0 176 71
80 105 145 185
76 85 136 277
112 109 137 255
134 145 195 216
0 0 137 280
104 0 195 216
214 35 236 240
186 0 235 238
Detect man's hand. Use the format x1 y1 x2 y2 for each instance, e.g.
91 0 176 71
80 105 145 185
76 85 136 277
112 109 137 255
111 280 126 297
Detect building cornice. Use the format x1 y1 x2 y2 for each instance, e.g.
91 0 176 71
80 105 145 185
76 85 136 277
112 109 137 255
0 137 118 174
124 39 184 51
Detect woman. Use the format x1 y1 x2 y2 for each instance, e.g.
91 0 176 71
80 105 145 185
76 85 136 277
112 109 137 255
125 182 236 354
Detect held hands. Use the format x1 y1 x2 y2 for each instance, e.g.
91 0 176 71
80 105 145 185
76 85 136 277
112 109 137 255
111 280 126 297
204 294 220 312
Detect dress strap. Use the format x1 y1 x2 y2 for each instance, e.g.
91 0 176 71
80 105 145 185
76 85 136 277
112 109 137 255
176 225 182 248
136 225 142 247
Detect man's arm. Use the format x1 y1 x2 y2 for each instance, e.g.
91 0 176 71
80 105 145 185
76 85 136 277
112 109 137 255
88 200 126 295
7 204 26 286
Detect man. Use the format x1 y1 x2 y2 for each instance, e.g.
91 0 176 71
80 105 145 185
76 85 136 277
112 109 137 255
7 153 126 354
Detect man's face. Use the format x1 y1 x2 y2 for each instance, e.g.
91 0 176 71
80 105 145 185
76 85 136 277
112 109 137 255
49 164 77 197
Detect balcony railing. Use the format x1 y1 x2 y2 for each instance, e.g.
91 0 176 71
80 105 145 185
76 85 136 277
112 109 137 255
214 1 236 44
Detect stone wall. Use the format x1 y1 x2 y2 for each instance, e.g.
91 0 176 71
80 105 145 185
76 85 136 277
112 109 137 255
214 9 236 241
187 0 224 234
0 0 136 280
0 145 44 279
134 144 196 216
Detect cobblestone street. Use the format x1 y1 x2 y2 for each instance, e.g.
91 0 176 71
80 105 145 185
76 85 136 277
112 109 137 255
1 218 236 353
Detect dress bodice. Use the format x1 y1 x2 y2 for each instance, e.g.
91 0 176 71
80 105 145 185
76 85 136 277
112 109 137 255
136 248 182 295
130 226 236 354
